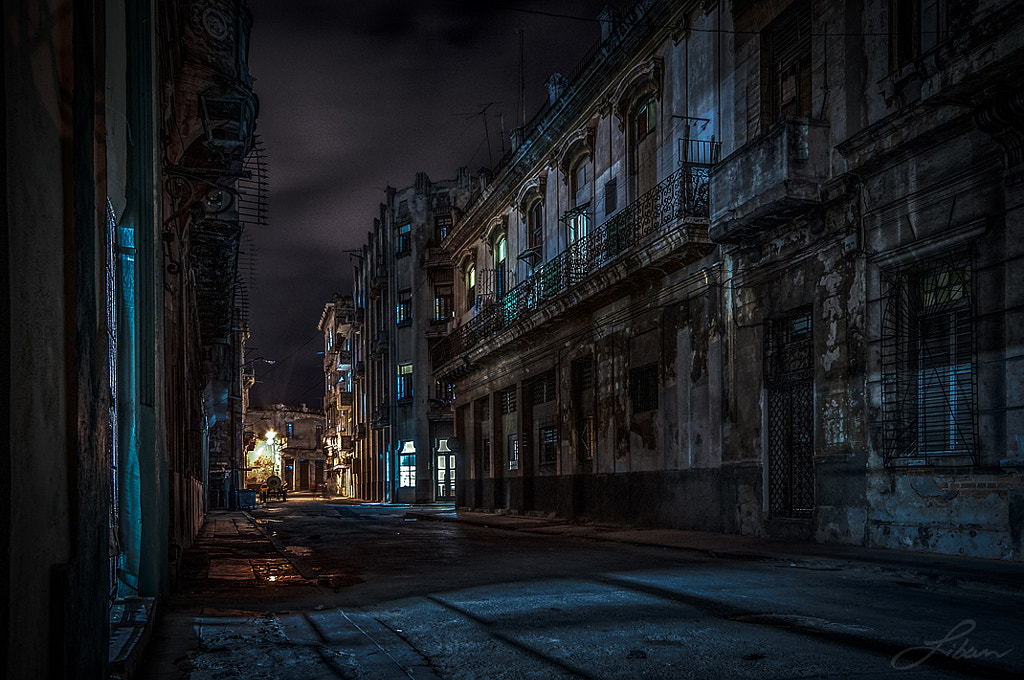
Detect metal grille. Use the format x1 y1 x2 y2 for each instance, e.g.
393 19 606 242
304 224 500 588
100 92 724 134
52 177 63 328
766 311 814 518
630 362 659 413
431 156 718 368
531 371 557 405
501 388 517 414
539 420 558 466
881 250 978 467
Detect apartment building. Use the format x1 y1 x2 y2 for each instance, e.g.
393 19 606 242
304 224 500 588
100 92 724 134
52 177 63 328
428 0 1024 560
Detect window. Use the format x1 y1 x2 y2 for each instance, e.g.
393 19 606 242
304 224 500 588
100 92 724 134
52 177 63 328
891 0 949 69
396 223 411 255
604 178 617 217
501 388 517 414
435 380 455 403
630 362 659 413
508 434 519 471
434 284 453 322
396 289 412 325
527 199 543 250
761 0 812 125
531 371 556 405
539 423 558 466
571 155 592 207
634 99 656 142
482 436 491 473
435 214 451 243
466 264 476 308
397 363 413 401
495 235 508 298
882 250 977 466
399 450 416 487
286 422 294 438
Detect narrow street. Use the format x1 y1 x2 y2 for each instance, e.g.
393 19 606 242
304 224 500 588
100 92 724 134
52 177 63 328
139 497 1023 680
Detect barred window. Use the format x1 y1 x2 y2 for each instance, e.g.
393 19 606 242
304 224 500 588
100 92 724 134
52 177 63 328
539 423 558 466
881 250 977 467
501 388 517 414
531 371 556 405
630 362 659 413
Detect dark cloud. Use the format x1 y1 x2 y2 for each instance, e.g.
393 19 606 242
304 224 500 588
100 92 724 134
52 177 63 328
246 0 615 406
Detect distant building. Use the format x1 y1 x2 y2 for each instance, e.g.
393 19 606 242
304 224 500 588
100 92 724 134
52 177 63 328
245 404 326 492
319 296 357 496
427 0 1024 560
350 171 482 503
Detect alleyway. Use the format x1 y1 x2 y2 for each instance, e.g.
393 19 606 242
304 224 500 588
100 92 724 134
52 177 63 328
137 496 1023 679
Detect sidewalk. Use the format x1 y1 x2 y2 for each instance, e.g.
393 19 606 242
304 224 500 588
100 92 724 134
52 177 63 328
407 508 1024 597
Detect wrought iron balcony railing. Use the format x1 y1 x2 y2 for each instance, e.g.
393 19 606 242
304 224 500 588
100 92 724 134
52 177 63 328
432 160 714 369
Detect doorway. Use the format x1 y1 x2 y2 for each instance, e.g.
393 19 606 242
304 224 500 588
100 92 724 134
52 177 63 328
765 310 814 518
435 438 455 501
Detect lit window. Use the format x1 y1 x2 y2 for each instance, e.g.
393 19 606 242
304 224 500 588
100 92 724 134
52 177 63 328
495 235 507 264
495 235 507 298
399 444 416 487
508 434 519 471
397 362 413 401
466 264 476 308
396 223 411 255
286 422 294 438
435 214 451 243
635 99 656 141
397 289 412 325
434 285 453 322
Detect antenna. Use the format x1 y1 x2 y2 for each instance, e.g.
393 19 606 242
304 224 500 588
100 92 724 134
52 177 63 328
454 102 499 167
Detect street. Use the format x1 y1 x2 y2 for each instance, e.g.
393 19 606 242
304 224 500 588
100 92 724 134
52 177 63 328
140 497 1023 679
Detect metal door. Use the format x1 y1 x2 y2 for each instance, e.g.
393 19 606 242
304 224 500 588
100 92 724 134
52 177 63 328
766 311 814 518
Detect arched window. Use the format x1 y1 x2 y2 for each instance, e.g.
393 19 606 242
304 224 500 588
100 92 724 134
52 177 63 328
632 95 658 194
495 235 507 298
466 264 476 309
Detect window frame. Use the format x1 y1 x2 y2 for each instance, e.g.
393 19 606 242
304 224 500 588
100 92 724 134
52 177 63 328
881 249 978 467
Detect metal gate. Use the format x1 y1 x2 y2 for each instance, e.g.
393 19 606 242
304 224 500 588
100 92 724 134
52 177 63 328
765 311 814 518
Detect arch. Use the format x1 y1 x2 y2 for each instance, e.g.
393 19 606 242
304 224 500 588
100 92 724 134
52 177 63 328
556 126 597 186
611 55 664 132
515 175 547 215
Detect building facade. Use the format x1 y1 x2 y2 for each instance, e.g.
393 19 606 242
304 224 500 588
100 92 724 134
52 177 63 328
430 0 1024 560
350 171 481 503
4 0 260 675
245 405 326 491
319 296 357 497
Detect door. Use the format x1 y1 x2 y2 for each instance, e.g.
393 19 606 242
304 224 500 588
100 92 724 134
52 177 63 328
435 438 456 501
765 311 814 518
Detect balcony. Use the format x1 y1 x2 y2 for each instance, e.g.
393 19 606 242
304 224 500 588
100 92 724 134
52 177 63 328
338 391 353 407
422 246 450 269
427 398 454 420
432 159 716 375
370 330 388 358
709 117 830 244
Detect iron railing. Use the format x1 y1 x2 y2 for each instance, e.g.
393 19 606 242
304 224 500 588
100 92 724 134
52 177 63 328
432 161 715 368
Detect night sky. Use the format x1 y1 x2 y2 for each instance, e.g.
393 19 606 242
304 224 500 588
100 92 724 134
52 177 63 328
245 0 618 408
